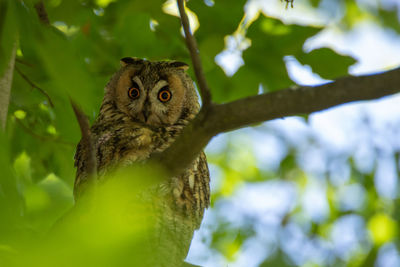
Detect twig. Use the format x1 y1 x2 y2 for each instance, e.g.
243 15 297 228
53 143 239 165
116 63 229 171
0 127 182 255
177 0 212 108
15 117 74 146
15 67 55 107
16 59 34 67
34 0 50 25
281 0 294 8
70 99 97 180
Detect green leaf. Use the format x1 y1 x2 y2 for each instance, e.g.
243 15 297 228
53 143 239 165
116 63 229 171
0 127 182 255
46 0 94 26
188 0 247 70
309 0 321 8
208 66 260 103
204 15 321 102
297 47 357 79
30 28 100 142
260 249 294 267
234 15 321 96
189 0 246 45
378 7 400 34
114 13 158 58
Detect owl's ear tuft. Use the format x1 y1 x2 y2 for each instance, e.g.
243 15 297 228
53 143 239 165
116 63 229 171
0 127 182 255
169 61 189 71
120 57 144 67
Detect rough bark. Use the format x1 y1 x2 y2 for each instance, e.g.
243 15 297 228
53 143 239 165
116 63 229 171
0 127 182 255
0 43 16 130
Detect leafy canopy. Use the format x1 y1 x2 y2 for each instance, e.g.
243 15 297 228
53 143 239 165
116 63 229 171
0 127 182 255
1 0 399 266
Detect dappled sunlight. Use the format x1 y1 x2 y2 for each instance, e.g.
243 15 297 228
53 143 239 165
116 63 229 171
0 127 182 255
2 0 400 267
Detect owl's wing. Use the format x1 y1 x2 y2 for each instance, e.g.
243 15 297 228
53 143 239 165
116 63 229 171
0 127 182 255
194 151 210 226
73 139 89 199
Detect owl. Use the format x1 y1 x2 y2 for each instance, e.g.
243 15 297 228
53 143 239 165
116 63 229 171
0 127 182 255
73 57 210 266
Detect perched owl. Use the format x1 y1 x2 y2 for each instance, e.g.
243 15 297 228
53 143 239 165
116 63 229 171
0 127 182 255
74 57 210 266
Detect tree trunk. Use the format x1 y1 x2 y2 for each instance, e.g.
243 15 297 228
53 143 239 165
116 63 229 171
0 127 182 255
0 43 16 130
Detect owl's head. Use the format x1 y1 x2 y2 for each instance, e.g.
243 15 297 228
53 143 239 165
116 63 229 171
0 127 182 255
103 57 199 127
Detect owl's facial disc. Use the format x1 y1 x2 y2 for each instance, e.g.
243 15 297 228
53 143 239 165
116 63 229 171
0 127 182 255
115 65 189 127
126 78 175 126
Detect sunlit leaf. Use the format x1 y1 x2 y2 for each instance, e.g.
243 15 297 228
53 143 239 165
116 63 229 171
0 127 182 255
368 213 397 246
13 110 26 120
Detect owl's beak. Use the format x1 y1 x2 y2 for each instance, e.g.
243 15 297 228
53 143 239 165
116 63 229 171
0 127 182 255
142 102 150 122
143 110 150 122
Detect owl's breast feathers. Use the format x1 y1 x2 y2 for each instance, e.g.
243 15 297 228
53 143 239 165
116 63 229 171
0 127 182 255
74 117 156 195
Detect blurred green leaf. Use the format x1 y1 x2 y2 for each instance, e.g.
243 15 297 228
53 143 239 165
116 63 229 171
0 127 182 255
47 0 94 26
243 15 321 92
368 213 397 246
309 0 321 8
205 15 322 102
378 7 400 34
297 47 357 79
260 250 293 267
189 0 246 53
210 224 254 261
0 131 25 240
343 0 371 28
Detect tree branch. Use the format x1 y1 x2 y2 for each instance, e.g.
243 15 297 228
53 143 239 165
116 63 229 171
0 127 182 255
16 59 34 67
34 0 50 25
177 0 212 108
153 67 400 177
15 67 54 107
211 67 400 133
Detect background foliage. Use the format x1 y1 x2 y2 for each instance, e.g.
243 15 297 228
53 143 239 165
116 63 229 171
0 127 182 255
0 0 399 266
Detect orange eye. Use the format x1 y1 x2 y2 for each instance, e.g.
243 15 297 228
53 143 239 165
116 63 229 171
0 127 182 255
128 87 140 99
158 87 172 102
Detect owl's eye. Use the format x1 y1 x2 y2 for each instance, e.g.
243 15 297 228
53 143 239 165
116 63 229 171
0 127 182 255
128 87 140 100
158 87 172 102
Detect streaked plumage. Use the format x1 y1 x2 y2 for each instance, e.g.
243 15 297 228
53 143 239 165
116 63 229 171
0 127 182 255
74 58 210 266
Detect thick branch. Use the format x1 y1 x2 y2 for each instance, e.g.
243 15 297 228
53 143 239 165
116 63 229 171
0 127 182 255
177 0 211 107
211 67 400 133
154 67 400 176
